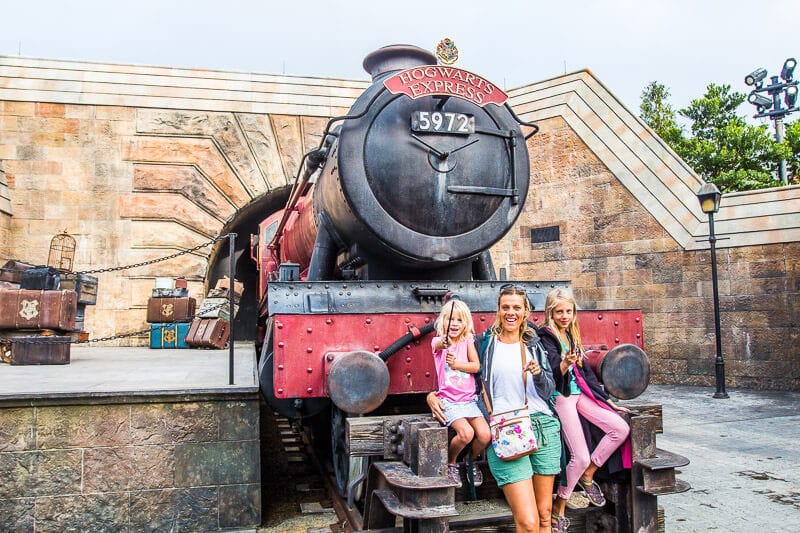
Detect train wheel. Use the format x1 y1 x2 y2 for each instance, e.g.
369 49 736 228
331 405 365 501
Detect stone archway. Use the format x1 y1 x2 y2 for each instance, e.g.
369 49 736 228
205 189 290 340
116 108 328 342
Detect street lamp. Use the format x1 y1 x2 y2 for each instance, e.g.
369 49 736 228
744 57 799 185
696 182 728 399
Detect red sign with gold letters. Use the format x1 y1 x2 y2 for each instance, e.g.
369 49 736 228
384 66 508 107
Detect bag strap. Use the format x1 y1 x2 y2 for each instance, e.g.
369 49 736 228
520 341 529 407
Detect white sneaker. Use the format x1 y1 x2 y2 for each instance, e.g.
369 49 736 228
566 491 591 509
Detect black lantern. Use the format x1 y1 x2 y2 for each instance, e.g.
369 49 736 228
696 182 728 398
696 182 721 214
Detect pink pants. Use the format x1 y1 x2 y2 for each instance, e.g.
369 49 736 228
555 393 630 499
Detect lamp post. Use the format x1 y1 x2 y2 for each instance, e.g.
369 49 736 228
744 57 799 186
696 182 728 399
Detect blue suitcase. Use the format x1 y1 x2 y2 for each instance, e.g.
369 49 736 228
149 323 190 349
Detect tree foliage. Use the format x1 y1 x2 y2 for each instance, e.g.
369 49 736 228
639 81 797 192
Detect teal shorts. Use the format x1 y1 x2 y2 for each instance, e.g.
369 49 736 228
487 411 562 486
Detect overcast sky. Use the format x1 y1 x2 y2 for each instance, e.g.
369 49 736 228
1 0 797 124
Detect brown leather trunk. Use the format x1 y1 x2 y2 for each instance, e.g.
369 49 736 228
185 318 230 349
0 289 78 331
2 335 71 365
146 297 196 323
0 260 35 284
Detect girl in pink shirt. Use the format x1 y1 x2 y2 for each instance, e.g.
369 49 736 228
431 299 490 487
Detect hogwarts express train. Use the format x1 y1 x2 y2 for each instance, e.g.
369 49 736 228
250 44 650 499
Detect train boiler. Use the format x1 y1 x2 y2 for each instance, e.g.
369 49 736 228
251 43 662 516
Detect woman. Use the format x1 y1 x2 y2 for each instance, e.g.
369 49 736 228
429 284 561 533
538 288 631 533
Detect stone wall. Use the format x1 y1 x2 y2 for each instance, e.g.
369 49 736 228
0 395 260 532
1 57 798 390
493 115 799 390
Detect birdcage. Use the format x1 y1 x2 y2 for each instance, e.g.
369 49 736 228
47 231 76 272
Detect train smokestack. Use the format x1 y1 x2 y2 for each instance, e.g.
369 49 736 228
362 44 437 80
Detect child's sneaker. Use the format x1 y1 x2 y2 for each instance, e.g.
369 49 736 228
578 478 606 507
447 464 462 488
551 514 570 533
471 464 483 487
566 490 591 509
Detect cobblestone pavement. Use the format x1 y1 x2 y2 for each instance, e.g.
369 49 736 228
636 385 800 532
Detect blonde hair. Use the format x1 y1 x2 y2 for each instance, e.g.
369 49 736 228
489 284 533 339
434 299 474 344
542 288 582 353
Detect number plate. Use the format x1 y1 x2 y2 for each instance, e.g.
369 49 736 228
411 111 474 134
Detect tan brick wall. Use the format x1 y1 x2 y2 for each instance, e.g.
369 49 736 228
0 100 321 344
499 116 799 390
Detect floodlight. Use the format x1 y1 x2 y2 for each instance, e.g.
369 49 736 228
748 92 772 107
781 58 796 82
745 68 768 86
786 85 798 108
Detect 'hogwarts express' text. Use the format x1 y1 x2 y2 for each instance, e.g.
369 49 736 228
384 66 508 107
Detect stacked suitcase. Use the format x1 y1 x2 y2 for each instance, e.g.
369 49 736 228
0 261 97 365
147 277 195 349
185 277 241 349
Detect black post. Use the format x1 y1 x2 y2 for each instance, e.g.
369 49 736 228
707 213 728 399
228 233 237 385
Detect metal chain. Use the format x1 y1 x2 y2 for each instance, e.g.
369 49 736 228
80 235 229 274
2 300 231 346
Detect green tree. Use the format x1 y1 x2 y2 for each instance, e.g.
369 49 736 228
639 82 787 192
639 82 684 147
783 120 800 184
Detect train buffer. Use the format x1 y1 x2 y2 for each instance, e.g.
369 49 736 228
362 419 458 532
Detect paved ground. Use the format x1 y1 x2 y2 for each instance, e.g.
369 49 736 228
0 342 257 399
635 384 800 532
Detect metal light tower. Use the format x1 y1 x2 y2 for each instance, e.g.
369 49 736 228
745 57 799 185
696 182 728 399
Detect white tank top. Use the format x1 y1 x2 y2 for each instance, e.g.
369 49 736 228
490 339 552 415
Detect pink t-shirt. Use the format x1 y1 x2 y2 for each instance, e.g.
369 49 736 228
431 335 477 403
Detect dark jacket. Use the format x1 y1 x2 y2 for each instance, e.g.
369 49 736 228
537 326 608 401
537 325 627 477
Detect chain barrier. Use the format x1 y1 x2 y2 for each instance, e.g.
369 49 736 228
0 235 235 347
80 235 228 275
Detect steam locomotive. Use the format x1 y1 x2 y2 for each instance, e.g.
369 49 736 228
251 44 649 501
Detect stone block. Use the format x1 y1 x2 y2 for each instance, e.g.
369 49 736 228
36 404 130 449
34 493 129 533
0 408 36 452
130 402 219 445
219 401 260 441
83 445 174 492
0 449 82 498
0 497 34 532
219 483 261 528
174 440 260 487
130 487 218 532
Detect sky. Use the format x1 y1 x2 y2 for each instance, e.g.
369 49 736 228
0 0 797 124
